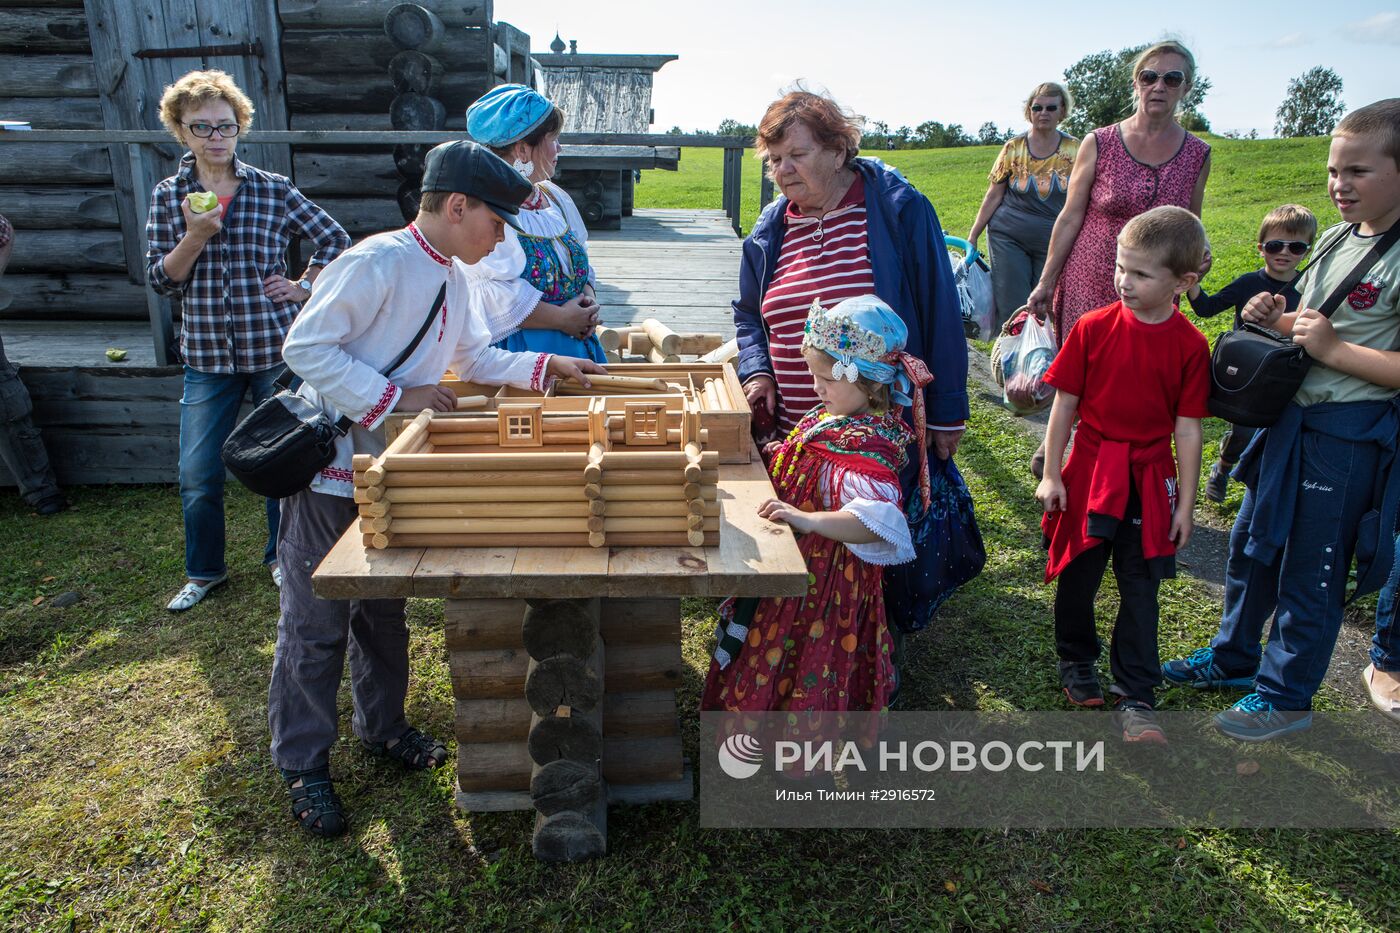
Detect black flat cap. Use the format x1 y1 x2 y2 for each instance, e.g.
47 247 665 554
421 140 531 230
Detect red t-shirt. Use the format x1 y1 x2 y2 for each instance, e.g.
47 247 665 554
1044 301 1211 443
217 194 235 215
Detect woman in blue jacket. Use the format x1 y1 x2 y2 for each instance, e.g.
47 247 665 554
733 90 974 657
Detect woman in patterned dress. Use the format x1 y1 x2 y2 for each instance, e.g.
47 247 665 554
466 84 607 363
1024 41 1212 476
966 82 1080 330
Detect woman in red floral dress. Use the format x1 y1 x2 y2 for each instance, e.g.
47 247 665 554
703 296 931 714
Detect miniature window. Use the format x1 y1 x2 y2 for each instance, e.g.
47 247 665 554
624 402 667 445
498 404 544 447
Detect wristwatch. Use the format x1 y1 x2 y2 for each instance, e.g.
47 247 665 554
296 276 313 296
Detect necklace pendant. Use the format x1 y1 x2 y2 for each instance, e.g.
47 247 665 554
812 223 824 243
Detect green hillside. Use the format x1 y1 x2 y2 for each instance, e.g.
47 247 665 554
634 135 1335 340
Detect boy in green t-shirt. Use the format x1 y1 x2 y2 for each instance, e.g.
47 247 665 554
1163 98 1400 739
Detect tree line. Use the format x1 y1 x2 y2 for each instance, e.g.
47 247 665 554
670 47 1346 148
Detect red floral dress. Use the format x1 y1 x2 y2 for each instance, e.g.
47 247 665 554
702 407 911 714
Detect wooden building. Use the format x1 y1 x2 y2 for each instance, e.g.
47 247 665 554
0 0 691 486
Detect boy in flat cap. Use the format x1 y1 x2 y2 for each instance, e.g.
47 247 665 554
268 141 605 838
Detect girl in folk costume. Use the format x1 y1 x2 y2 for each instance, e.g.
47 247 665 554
703 296 932 714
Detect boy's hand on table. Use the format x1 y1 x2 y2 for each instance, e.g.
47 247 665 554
1036 476 1067 513
549 355 607 387
1242 291 1286 328
396 385 456 412
1170 507 1194 549
758 497 812 534
1292 308 1342 364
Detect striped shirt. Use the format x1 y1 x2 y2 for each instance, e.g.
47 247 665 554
145 153 350 374
761 176 876 430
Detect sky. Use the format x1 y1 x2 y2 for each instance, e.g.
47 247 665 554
504 0 1399 138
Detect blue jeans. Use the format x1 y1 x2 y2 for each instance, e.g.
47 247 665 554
1210 431 1381 708
1373 533 1400 673
179 365 281 580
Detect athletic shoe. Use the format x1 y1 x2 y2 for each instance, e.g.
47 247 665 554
1204 462 1230 503
1059 660 1104 707
1214 693 1313 742
1114 698 1167 744
1161 647 1255 690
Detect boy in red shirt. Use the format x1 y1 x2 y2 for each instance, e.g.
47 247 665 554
1036 205 1211 743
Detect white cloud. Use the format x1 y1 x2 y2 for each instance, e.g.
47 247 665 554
1346 11 1400 44
1262 32 1307 49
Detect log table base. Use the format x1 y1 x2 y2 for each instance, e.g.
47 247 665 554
445 596 693 862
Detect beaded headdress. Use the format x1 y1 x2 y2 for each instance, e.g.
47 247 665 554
801 297 892 383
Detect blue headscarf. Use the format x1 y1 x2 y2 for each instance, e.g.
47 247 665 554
802 295 916 406
467 84 554 147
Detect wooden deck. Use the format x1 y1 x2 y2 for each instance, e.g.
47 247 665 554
2 208 742 485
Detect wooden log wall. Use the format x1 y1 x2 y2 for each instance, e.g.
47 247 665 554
279 0 511 238
0 2 140 322
445 596 691 855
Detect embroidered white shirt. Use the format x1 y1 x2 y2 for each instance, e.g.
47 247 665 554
282 225 549 498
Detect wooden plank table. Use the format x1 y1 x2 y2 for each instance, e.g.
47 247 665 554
312 447 806 860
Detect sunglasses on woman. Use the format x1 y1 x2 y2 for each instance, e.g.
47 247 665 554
183 122 241 138
1262 239 1311 256
1030 104 1059 113
1136 69 1185 89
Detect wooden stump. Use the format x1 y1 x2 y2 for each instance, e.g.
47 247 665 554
526 600 607 863
384 2 445 51
530 759 602 816
522 597 599 660
388 50 440 94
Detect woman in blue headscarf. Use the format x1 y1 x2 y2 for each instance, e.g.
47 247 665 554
465 84 607 363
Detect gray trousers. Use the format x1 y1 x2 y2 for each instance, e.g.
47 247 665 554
987 228 1049 332
0 334 61 506
267 489 410 772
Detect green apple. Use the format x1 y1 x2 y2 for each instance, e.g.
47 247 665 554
105 348 127 362
187 191 218 213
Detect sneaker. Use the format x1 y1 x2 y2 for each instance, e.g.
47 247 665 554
1059 661 1104 707
1114 698 1167 744
1214 693 1313 742
166 574 228 612
1161 647 1255 690
35 494 70 516
1204 462 1230 503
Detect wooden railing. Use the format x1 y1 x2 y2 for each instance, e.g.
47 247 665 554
0 129 770 361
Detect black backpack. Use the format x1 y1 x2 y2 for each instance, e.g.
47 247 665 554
1208 224 1398 428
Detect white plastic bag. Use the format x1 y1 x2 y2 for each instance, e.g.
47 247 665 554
953 253 996 340
999 311 1056 415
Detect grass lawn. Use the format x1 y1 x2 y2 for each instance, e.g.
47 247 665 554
4 137 1397 930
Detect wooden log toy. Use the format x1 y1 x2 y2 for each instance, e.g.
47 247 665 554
454 394 490 410
642 318 680 356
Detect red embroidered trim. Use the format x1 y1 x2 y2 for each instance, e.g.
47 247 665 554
320 466 354 482
408 223 451 267
522 188 548 211
530 353 549 392
437 294 447 342
361 382 397 427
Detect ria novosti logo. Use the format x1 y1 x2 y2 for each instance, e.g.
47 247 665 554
717 733 763 779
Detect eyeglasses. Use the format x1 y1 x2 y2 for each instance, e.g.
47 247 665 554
1262 239 1311 256
1136 69 1186 88
183 122 241 138
1030 104 1059 113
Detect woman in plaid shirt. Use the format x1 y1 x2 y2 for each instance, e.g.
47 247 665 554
145 70 350 612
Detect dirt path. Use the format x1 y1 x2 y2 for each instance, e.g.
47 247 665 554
965 343 1373 704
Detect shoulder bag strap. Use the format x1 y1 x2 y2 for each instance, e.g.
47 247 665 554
332 279 448 433
1316 223 1400 319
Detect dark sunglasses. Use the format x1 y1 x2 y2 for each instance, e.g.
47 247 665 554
1262 239 1311 256
1136 69 1186 88
183 122 240 139
1030 104 1060 113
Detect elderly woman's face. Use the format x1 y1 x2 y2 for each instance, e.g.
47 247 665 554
1029 95 1064 131
179 98 240 165
766 121 848 212
1133 52 1190 118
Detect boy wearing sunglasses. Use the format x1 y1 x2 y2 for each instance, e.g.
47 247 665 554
1186 204 1317 502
